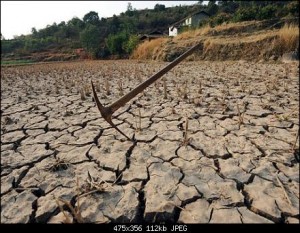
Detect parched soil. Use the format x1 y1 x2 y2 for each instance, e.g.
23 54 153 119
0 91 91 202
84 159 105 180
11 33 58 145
1 60 299 223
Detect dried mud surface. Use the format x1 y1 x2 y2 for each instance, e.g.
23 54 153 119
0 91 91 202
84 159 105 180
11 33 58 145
1 60 299 223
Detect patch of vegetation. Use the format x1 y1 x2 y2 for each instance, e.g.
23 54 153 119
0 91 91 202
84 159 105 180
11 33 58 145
1 1 299 60
1 59 34 66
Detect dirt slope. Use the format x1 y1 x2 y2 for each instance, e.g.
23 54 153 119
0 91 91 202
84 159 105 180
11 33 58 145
132 18 299 62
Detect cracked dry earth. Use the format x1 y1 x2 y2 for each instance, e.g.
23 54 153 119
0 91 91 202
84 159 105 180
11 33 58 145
1 60 299 224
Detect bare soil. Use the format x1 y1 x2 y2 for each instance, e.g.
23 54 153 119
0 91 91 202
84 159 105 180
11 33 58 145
1 60 299 223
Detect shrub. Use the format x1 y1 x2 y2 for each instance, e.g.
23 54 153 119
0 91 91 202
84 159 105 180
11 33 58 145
209 13 233 27
124 35 140 54
106 30 128 55
257 5 277 20
232 7 256 22
282 1 299 17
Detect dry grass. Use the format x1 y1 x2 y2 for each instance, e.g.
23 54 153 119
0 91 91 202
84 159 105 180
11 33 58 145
131 20 298 62
236 103 244 127
135 108 142 132
181 116 192 147
203 40 216 53
55 178 84 223
275 23 299 52
175 29 198 41
105 79 111 96
79 171 108 198
163 78 167 99
276 173 292 205
80 88 86 100
117 79 124 96
213 20 257 33
197 24 212 36
131 38 168 60
292 130 299 152
174 25 211 41
175 21 257 40
45 156 72 172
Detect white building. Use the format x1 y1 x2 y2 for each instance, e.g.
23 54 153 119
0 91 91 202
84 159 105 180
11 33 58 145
169 11 210 37
169 27 178 37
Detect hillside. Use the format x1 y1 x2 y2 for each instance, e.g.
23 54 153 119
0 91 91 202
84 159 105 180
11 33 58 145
132 17 299 62
1 3 200 62
1 1 299 63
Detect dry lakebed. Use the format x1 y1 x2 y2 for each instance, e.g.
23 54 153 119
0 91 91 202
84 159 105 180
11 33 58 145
1 60 299 223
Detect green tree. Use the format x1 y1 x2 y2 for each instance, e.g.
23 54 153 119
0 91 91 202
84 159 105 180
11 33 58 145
1 39 25 53
257 5 277 20
124 34 139 54
83 11 100 25
80 24 101 58
232 7 256 22
283 1 299 17
209 12 232 27
126 2 134 16
31 27 38 38
127 2 133 11
218 1 239 14
68 17 85 29
154 4 166 11
24 38 47 52
54 26 67 42
109 15 121 34
207 0 219 15
106 30 128 55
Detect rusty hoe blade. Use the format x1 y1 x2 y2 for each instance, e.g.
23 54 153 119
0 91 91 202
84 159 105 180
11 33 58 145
91 81 132 141
92 43 202 140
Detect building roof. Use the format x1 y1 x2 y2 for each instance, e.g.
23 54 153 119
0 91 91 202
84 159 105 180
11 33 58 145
139 30 168 41
169 10 210 29
148 30 164 35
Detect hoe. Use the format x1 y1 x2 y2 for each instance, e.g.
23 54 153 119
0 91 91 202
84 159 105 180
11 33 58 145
91 43 201 140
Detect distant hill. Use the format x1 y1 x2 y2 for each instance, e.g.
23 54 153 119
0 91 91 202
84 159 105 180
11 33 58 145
1 1 299 63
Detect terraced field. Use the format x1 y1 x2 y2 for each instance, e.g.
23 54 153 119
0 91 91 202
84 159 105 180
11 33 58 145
1 60 299 223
